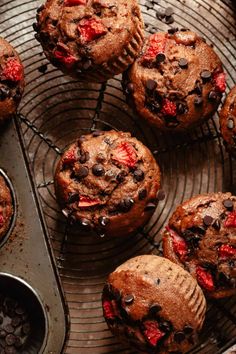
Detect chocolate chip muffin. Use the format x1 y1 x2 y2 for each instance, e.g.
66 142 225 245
102 255 206 353
0 174 13 241
219 85 236 156
123 30 226 131
54 130 161 237
163 192 236 299
0 37 24 124
34 0 144 82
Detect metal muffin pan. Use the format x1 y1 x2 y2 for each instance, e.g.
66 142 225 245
0 121 67 353
1 0 236 353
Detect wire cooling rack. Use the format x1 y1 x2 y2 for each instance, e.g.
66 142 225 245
1 0 236 353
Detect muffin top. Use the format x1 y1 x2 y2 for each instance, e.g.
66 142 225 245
0 37 24 122
103 255 206 353
163 192 236 298
0 175 13 240
54 130 161 237
123 30 226 131
220 85 236 155
35 0 144 79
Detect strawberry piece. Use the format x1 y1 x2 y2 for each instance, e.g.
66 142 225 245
2 59 23 82
0 214 4 226
142 33 167 65
196 266 215 292
54 49 77 68
112 142 137 168
166 226 187 261
161 99 177 117
219 244 236 259
224 211 236 227
64 0 87 5
213 72 226 93
103 300 115 320
143 321 165 347
63 149 77 165
78 195 101 208
78 18 107 43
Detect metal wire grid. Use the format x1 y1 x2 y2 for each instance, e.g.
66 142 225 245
1 0 236 353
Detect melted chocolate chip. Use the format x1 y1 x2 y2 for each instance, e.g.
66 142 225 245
124 294 134 305
146 79 157 91
184 325 193 335
149 304 162 314
145 203 156 211
79 151 90 164
79 218 91 229
75 166 89 179
92 164 105 176
139 189 147 200
119 198 134 212
133 169 144 182
68 193 80 204
212 218 221 231
203 215 213 226
98 216 110 227
201 70 212 81
156 190 165 201
0 87 10 101
116 171 127 183
179 58 188 69
227 118 235 130
174 331 185 343
223 199 234 210
156 53 166 64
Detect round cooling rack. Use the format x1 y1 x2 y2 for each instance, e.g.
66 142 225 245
1 0 236 353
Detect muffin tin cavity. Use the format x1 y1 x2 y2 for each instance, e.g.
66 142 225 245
0 169 16 249
0 274 47 354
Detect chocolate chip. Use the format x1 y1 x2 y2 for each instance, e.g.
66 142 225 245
92 164 105 176
75 166 89 179
124 294 134 304
227 118 234 130
194 97 203 106
195 81 202 95
68 193 80 204
223 199 234 210
165 15 174 24
79 218 91 229
177 103 188 115
168 27 178 34
174 331 185 343
79 151 90 164
212 218 221 231
37 4 45 12
201 70 212 81
139 189 147 200
156 53 166 64
149 304 162 314
0 87 10 101
146 100 161 113
38 63 48 73
98 216 110 227
83 60 92 70
146 79 157 91
208 90 218 101
5 334 16 346
179 58 188 69
156 278 160 285
156 9 165 20
119 198 134 212
165 6 174 16
203 215 213 226
145 203 156 211
184 325 193 335
133 169 144 182
116 171 127 183
96 153 106 163
156 190 165 201
159 320 171 332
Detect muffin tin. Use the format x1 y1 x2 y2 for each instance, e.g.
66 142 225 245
1 0 236 353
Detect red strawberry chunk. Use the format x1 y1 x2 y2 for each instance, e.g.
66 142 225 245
166 226 187 261
143 321 165 347
64 0 87 5
54 50 77 68
142 33 167 65
112 142 137 168
63 149 77 165
161 99 177 117
213 72 226 93
2 59 23 82
0 214 4 226
78 19 107 43
219 244 236 259
224 211 236 227
78 195 101 208
196 266 215 292
103 300 115 320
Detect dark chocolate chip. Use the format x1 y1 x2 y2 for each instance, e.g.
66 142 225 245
201 70 212 81
139 189 147 200
75 166 89 179
159 321 171 332
92 164 105 177
179 58 188 69
133 169 144 182
168 27 178 34
194 97 203 106
212 218 221 231
203 215 213 226
0 87 10 101
156 53 166 64
116 171 127 183
146 79 157 91
119 198 134 212
195 81 202 95
79 218 91 229
165 6 174 16
68 193 80 204
5 334 16 346
149 304 162 314
174 331 185 343
208 90 218 101
38 63 48 73
145 203 156 211
177 103 188 115
124 294 134 304
156 278 160 285
165 15 174 24
223 199 234 210
98 216 110 227
227 118 234 130
156 190 165 201
146 100 161 113
184 325 193 335
32 22 39 32
126 82 134 94
79 151 90 164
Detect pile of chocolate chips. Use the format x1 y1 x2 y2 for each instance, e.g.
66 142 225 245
0 293 31 353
